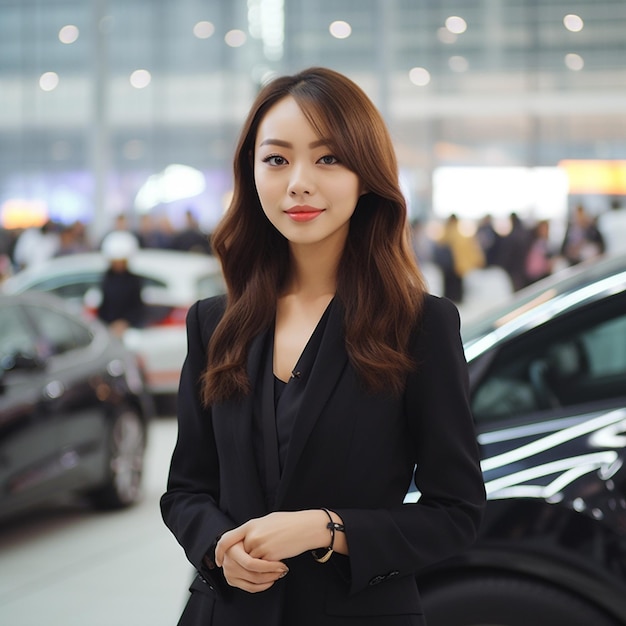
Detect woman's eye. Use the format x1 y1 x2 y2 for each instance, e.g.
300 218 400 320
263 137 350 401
263 155 287 166
318 155 338 165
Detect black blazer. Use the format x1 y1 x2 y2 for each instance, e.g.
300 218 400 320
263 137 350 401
161 294 485 626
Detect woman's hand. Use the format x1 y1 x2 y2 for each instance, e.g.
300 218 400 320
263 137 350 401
241 511 330 560
218 510 340 562
215 510 347 592
215 538 288 593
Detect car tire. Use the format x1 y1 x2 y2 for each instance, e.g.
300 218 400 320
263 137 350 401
421 574 620 626
88 405 146 510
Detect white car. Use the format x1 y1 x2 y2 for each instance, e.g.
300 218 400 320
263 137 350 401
2 249 225 402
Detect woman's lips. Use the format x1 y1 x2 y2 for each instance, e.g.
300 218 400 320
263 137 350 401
284 206 325 222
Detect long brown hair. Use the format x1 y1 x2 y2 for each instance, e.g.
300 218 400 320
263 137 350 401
202 67 426 404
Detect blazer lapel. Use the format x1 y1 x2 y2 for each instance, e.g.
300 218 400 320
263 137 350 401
275 298 348 508
226 329 270 517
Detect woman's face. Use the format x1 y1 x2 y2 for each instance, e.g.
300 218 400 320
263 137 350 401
253 96 362 251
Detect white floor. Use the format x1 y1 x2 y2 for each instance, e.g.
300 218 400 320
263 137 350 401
0 269 513 626
0 418 191 626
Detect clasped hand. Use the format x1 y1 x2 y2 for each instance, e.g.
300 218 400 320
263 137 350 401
214 510 323 593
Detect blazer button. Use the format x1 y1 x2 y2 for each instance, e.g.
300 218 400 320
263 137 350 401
368 575 386 586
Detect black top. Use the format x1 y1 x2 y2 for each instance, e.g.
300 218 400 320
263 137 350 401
253 299 333 509
97 269 145 327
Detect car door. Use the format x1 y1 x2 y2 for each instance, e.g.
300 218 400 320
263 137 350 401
0 302 63 513
21 302 109 489
470 290 626 503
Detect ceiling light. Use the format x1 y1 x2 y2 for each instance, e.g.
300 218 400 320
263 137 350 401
445 16 467 35
563 14 584 32
39 72 59 91
225 29 247 47
409 67 431 87
130 69 151 89
329 20 352 39
193 21 215 39
565 53 584 71
59 25 79 44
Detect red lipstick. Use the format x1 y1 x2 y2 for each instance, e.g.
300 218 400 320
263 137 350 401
284 205 325 222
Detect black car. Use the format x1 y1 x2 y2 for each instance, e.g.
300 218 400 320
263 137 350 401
0 292 153 521
417 254 626 626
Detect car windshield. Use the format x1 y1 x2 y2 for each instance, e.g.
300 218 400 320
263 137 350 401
461 254 626 345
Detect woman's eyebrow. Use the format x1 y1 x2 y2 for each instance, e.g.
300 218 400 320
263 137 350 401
258 138 331 149
259 138 291 148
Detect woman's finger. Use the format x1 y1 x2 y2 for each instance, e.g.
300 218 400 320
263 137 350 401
221 545 288 592
215 527 246 567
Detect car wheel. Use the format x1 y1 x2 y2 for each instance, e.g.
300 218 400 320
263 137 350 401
421 574 620 626
88 406 146 509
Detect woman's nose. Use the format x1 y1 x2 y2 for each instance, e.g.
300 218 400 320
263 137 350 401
288 165 315 196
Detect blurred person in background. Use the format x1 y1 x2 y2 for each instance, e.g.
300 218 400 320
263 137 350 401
498 212 532 291
161 67 484 626
476 214 503 267
560 203 605 266
97 230 146 337
170 208 212 254
137 213 173 249
524 219 555 285
597 198 626 256
436 213 485 303
12 219 60 270
55 221 92 256
100 212 141 249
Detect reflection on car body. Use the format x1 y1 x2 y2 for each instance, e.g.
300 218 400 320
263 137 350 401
0 292 153 521
417 254 626 626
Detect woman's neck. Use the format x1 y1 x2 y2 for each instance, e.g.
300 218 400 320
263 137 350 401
283 241 342 298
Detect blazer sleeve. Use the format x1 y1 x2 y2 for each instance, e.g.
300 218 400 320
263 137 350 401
160 296 234 591
334 295 485 595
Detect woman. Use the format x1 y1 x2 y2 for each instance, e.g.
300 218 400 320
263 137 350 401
561 203 605 266
161 67 485 626
524 219 554 285
97 230 145 337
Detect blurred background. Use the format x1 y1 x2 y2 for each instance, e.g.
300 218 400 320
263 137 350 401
1 0 624 245
1 1 626 625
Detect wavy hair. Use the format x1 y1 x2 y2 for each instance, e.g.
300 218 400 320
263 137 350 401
202 67 426 404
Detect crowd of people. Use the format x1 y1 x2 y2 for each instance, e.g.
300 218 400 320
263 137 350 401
1 200 624 305
415 199 626 303
0 208 213 280
0 208 216 336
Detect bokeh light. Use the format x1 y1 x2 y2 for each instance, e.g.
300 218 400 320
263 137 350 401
224 29 247 47
130 69 151 88
329 21 352 39
449 55 469 72
565 53 584 70
409 67 431 86
445 16 467 34
58 24 79 44
564 14 584 32
437 27 457 44
193 21 215 39
39 72 59 91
